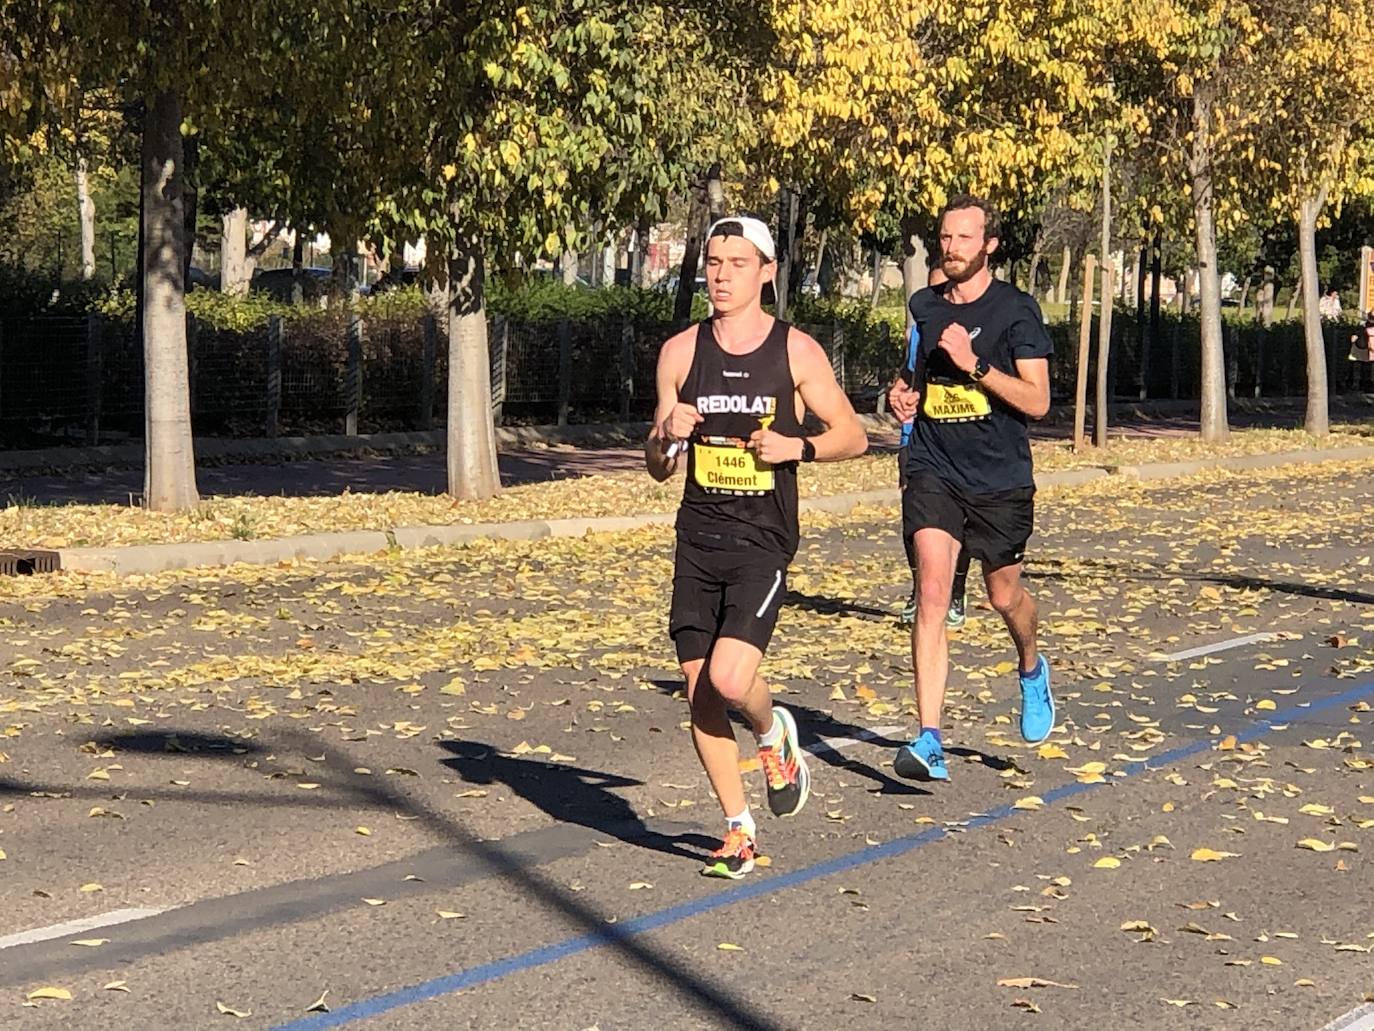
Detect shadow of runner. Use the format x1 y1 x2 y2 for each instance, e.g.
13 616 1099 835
644 677 928 797
782 590 893 621
0 726 789 1030
437 740 717 862
298 729 789 1030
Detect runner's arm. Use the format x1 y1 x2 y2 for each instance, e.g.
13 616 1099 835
976 357 1051 419
788 330 868 461
645 331 698 481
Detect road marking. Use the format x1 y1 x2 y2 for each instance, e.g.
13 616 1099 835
0 908 164 951
269 674 1374 1031
1155 632 1276 663
806 724 904 758
1318 1003 1374 1031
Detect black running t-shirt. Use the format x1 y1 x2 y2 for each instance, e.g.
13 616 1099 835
905 279 1053 493
674 318 802 557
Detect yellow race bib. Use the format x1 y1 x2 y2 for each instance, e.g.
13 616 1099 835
693 439 774 494
922 381 992 422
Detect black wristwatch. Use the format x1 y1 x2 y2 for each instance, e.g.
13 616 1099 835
799 437 817 463
969 357 991 382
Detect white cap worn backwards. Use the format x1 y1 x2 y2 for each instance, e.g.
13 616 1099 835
706 216 776 262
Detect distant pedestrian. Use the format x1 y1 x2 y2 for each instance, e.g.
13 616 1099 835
1319 288 1342 322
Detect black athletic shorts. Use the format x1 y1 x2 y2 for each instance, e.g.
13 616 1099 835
669 535 789 664
901 469 1034 571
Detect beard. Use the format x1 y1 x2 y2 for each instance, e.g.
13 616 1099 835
941 248 988 284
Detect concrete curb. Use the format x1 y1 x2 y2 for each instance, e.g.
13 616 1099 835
1109 444 1374 480
49 445 1374 577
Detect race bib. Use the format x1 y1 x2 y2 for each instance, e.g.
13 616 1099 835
923 381 992 422
693 438 774 494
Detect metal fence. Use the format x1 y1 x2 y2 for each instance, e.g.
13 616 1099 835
1 311 1370 449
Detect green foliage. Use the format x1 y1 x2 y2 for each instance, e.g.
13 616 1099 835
790 294 904 371
486 280 688 322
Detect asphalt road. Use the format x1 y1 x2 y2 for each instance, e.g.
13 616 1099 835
1 461 1373 1030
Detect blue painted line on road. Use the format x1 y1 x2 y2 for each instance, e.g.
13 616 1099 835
271 676 1374 1031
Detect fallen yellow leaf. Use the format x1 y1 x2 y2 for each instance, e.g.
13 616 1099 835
1190 848 1239 862
26 987 72 1001
1296 839 1337 852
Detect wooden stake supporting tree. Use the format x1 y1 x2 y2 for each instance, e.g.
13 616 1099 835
1074 255 1097 452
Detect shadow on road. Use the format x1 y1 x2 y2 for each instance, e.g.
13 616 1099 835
0 727 787 1030
783 589 892 621
437 739 716 862
1028 557 1374 607
645 677 926 796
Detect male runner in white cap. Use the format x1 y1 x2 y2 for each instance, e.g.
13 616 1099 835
646 215 868 877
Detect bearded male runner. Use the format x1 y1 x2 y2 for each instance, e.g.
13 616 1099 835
646 216 868 877
887 195 1055 782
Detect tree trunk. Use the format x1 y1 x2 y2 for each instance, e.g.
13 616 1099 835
181 135 199 292
705 162 725 224
673 188 706 322
1147 229 1162 399
446 222 500 499
1095 142 1113 448
1190 86 1229 441
1056 245 1072 305
1135 242 1147 322
331 234 357 299
1074 255 1096 451
1286 282 1301 321
775 187 799 318
901 215 929 332
291 234 305 305
632 213 651 288
220 208 250 295
1025 231 1045 302
140 90 199 511
815 227 833 298
561 244 579 286
76 156 96 280
1299 192 1330 435
869 246 883 309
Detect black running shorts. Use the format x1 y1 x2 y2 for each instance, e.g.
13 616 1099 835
669 537 789 664
901 469 1034 571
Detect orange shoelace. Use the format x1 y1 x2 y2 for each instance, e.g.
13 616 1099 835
758 744 795 790
711 826 755 858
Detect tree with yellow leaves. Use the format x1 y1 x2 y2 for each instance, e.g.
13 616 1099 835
1117 1 1278 441
1247 0 1374 436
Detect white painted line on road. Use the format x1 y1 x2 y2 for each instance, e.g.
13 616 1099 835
1154 632 1277 663
1318 1003 1374 1031
0 907 165 951
806 725 906 758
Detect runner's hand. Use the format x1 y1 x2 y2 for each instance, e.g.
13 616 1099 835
661 403 703 447
888 381 920 422
747 429 802 464
937 323 977 373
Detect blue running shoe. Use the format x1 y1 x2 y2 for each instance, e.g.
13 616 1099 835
894 731 949 782
1019 656 1055 744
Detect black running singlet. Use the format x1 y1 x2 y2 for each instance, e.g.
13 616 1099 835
674 318 802 557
